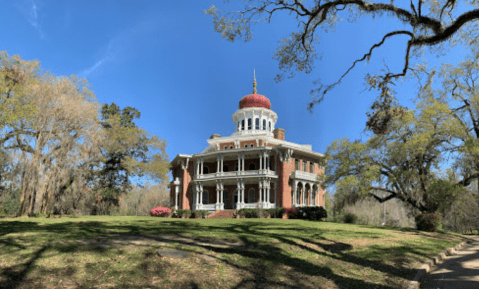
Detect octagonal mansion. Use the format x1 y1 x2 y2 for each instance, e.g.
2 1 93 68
170 76 324 213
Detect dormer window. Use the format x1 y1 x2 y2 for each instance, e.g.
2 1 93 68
250 144 254 148
224 146 227 150
244 144 248 148
229 146 233 149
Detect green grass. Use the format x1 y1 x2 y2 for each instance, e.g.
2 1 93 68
0 216 472 289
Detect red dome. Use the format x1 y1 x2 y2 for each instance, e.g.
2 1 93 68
239 94 271 109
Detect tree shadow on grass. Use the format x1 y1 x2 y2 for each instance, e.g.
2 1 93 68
0 217 465 288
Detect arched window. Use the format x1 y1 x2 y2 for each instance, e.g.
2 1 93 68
269 121 271 131
262 119 266 130
229 146 233 149
295 159 299 170
224 146 227 150
248 188 255 203
203 166 209 174
303 160 307 172
310 162 314 173
223 165 229 172
248 118 252 130
248 163 256 170
255 118 260 130
241 119 245 131
244 144 248 148
250 144 254 148
202 190 209 204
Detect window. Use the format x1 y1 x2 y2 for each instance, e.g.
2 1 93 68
269 121 271 131
203 166 209 174
248 118 252 130
248 188 255 203
255 118 260 130
230 146 233 149
223 165 229 172
235 162 239 171
263 119 266 130
244 144 248 148
250 144 254 148
241 119 245 131
202 190 209 204
248 163 256 170
303 160 307 172
310 162 314 173
295 159 299 170
224 146 227 150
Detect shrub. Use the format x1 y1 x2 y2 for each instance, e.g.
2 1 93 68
150 206 171 217
415 213 443 232
264 207 285 218
175 209 191 218
344 213 358 224
284 207 298 219
237 208 259 218
193 210 210 218
299 206 327 220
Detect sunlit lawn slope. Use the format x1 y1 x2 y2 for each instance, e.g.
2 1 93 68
0 216 471 289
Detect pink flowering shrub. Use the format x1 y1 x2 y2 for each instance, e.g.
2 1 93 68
284 207 298 219
150 206 171 217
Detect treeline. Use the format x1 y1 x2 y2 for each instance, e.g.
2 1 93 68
321 49 479 233
0 52 170 216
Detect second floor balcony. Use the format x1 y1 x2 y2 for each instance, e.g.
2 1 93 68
194 169 277 181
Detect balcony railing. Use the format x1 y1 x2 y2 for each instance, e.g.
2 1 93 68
291 170 318 182
194 170 277 181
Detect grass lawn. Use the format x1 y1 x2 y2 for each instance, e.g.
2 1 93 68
0 216 472 289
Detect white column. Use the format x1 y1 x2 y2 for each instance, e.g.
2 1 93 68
236 181 241 209
241 181 245 204
221 156 224 172
200 159 204 175
309 183 312 206
237 155 240 172
267 154 270 170
217 156 220 173
200 184 203 205
274 181 277 207
196 161 199 176
293 180 298 206
242 154 245 172
266 181 270 203
259 180 262 203
216 183 219 205
220 183 224 209
175 185 179 210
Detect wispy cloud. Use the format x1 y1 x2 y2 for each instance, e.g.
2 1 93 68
80 41 116 77
79 19 160 78
20 0 45 38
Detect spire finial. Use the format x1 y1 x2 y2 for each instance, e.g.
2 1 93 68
253 69 257 94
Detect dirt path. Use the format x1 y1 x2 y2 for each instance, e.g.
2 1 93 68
421 235 479 289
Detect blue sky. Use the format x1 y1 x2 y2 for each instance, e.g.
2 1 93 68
0 1 470 185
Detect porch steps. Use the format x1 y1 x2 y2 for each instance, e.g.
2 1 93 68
206 210 236 219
